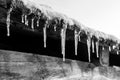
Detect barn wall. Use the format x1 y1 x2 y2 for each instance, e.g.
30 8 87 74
0 50 120 80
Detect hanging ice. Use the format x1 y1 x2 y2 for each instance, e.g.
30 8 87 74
25 15 28 26
117 51 119 55
6 7 13 36
79 35 81 42
109 46 111 51
43 26 47 48
102 46 104 50
21 14 24 23
31 19 34 30
92 40 94 53
37 16 40 27
116 46 119 55
87 37 91 62
54 26 57 31
37 19 39 27
74 30 78 55
61 28 66 61
112 45 116 49
96 41 99 58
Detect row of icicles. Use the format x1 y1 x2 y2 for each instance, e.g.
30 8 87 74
6 6 119 62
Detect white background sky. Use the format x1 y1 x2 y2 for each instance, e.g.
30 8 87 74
35 0 120 38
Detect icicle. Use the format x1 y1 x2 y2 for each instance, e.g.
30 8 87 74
37 19 39 27
102 46 104 50
37 16 40 27
61 28 66 61
78 35 81 42
21 14 24 23
31 18 34 30
6 7 13 36
74 30 78 55
78 30 81 42
117 51 119 55
109 46 111 51
112 45 116 49
87 37 91 62
43 20 49 48
96 41 99 58
54 26 57 31
92 40 95 53
26 20 28 26
43 26 47 48
25 15 28 26
25 15 27 24
116 46 119 55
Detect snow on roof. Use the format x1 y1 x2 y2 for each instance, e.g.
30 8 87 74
5 0 120 61
11 0 120 43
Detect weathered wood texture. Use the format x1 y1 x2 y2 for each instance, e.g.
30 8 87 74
0 49 120 80
100 46 110 66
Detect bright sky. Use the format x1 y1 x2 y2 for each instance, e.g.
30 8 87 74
35 0 120 38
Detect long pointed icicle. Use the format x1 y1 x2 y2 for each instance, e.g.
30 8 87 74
79 35 81 42
112 45 116 50
25 15 28 26
96 41 99 58
74 30 78 55
6 7 13 36
37 16 40 27
92 40 95 53
37 19 39 27
87 37 91 62
61 28 66 61
54 26 57 31
31 19 34 30
78 31 81 42
117 51 119 55
21 14 24 23
109 46 111 51
102 46 104 50
43 26 47 48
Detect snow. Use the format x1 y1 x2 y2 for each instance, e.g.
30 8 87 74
10 0 120 43
6 0 120 58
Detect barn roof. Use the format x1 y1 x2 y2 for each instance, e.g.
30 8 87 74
11 0 120 44
4 0 120 61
